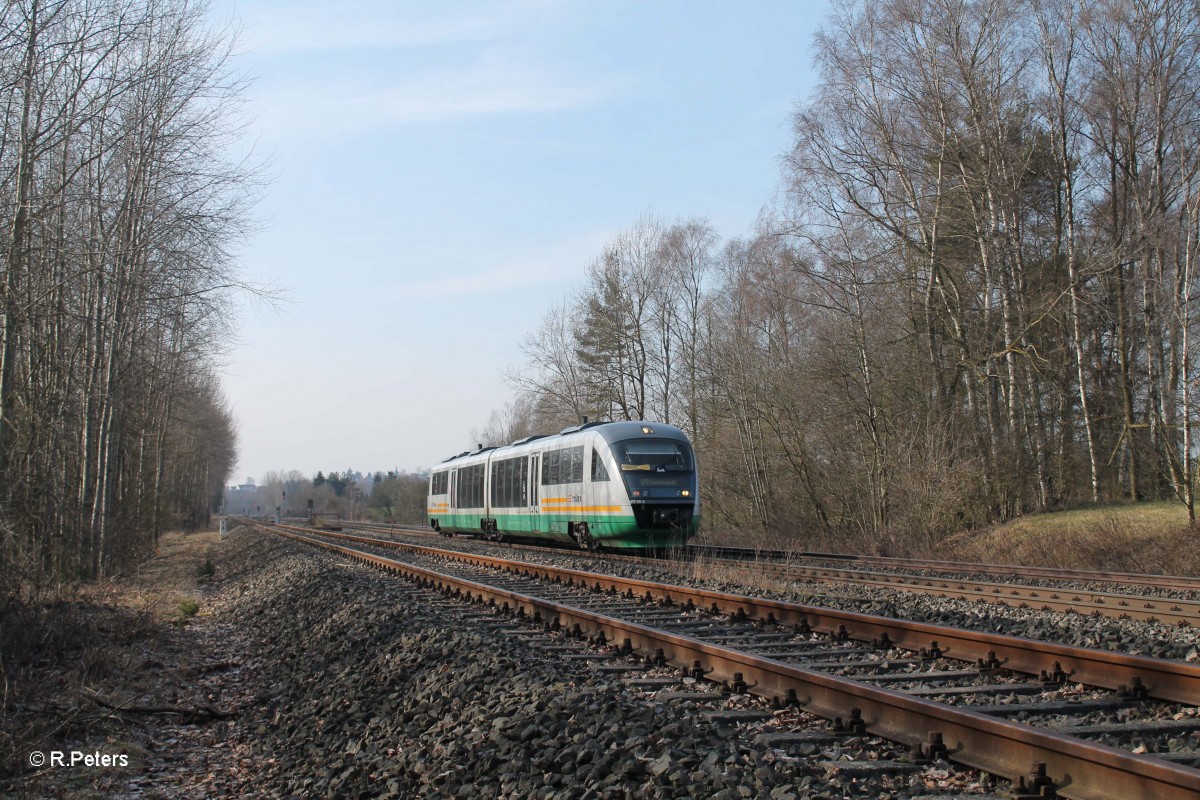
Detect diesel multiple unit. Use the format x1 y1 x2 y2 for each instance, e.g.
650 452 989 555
427 420 699 549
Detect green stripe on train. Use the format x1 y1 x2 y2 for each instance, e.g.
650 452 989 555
429 511 698 548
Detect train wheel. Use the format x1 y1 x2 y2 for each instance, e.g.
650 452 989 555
574 522 596 551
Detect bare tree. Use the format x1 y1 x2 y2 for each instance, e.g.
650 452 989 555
0 0 261 585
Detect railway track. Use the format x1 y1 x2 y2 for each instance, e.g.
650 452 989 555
690 545 1200 594
328 520 1200 592
248 520 1200 800
336 520 1200 627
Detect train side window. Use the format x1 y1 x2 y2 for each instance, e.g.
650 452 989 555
490 457 527 506
511 459 519 506
555 449 567 484
459 463 484 508
561 447 572 483
574 446 584 482
530 455 539 505
544 450 559 485
591 449 609 482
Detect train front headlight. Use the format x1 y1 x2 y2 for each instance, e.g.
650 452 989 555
681 490 690 497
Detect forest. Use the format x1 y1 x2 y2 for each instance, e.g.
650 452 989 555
486 0 1200 551
4 0 1200 597
0 0 254 596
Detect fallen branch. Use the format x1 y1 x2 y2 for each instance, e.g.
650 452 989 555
80 689 234 724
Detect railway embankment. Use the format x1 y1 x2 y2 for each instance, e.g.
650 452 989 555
2 528 258 798
9 521 1199 797
195 529 969 798
10 525 975 798
331 527 1200 664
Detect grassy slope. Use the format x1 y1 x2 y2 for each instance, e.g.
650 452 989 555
936 500 1200 576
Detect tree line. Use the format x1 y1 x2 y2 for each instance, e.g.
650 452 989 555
227 470 428 525
490 0 1200 550
0 0 256 593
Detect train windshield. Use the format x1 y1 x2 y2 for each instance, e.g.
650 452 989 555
611 439 694 472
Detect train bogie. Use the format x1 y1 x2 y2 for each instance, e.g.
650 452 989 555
426 421 699 549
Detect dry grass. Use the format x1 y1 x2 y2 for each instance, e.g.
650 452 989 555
0 529 222 781
939 501 1200 575
694 523 889 557
696 501 1200 575
665 552 798 594
119 530 219 624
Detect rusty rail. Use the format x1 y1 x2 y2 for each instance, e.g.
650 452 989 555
741 562 1200 626
254 522 1200 800
687 544 1200 593
341 521 1200 624
266 521 1200 707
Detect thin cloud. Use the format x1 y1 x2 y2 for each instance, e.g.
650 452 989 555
401 231 611 300
254 56 609 141
233 0 565 55
402 261 568 301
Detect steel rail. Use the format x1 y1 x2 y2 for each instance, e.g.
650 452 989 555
740 562 1200 626
688 544 1200 592
265 522 1200 707
256 523 1200 800
335 521 1200 593
340 521 1200 603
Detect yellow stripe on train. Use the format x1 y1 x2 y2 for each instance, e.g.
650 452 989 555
539 505 623 514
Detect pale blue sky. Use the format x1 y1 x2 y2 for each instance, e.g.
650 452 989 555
216 0 824 482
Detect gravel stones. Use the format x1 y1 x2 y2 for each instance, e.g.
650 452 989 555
373 531 1200 664
211 529 1000 798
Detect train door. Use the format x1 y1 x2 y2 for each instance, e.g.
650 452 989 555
450 469 458 519
528 454 541 532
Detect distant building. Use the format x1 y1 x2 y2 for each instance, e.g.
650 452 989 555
224 479 260 515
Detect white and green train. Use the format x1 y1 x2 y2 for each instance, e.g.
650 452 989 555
427 420 699 550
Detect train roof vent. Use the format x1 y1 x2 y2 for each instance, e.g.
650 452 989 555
509 433 549 446
559 420 608 435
